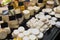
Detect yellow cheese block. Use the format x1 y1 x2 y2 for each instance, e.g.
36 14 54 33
13 38 17 40
17 37 22 40
13 37 22 40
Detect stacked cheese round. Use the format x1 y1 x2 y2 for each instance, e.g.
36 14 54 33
12 26 44 40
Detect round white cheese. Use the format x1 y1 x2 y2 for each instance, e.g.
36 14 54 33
31 28 40 35
42 8 52 13
49 11 55 15
18 26 25 33
51 17 57 21
12 30 19 37
49 20 56 25
23 36 30 40
23 31 30 36
29 34 36 40
18 33 24 38
55 22 60 28
45 15 51 19
37 32 43 39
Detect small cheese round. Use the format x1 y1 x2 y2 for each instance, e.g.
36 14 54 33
33 6 40 10
4 27 11 34
47 1 54 4
18 26 25 33
14 9 21 14
40 16 47 22
23 36 30 40
37 32 43 39
51 17 57 21
23 10 30 14
45 15 51 19
55 22 60 28
42 25 48 29
55 14 60 18
39 12 44 15
42 8 52 13
31 28 40 35
28 6 34 10
12 30 19 37
29 34 36 40
18 33 24 38
23 31 30 36
49 20 56 25
49 11 55 15
40 28 45 32
27 29 33 34
33 6 40 12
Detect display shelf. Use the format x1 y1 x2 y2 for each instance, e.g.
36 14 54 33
42 26 60 40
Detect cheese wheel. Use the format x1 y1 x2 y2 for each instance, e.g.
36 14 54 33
0 29 7 39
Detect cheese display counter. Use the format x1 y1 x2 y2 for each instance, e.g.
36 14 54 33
0 0 60 40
